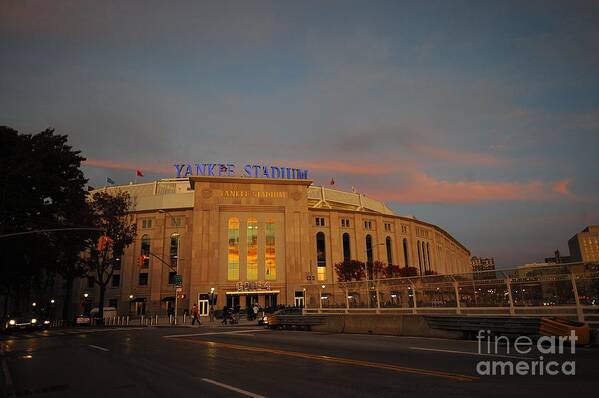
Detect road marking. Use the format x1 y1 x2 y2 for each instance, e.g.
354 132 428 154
177 339 478 382
201 378 266 398
409 346 535 360
163 329 269 338
88 344 110 352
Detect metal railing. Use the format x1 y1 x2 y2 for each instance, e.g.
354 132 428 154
303 262 599 324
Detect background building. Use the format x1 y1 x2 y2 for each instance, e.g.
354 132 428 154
470 256 495 272
76 176 471 316
568 226 599 262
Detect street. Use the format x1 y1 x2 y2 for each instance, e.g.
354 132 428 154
1 325 597 397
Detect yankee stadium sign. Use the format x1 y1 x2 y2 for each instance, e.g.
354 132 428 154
174 163 309 180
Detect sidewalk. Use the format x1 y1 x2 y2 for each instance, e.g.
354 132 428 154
153 318 260 329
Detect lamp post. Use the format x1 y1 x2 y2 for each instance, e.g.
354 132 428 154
158 209 182 325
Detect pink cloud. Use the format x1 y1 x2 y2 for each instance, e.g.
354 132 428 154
369 171 574 203
552 179 572 195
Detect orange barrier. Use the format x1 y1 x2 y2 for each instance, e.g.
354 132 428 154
540 317 590 346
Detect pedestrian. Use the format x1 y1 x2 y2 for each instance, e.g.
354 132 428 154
221 305 228 325
191 304 201 326
209 305 215 322
252 303 259 321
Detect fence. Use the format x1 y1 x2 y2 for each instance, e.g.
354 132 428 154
303 262 599 325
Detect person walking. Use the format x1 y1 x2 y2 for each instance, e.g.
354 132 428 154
191 304 201 326
252 303 259 321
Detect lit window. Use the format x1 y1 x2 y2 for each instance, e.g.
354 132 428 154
316 232 326 281
265 220 276 280
247 217 258 281
228 218 240 280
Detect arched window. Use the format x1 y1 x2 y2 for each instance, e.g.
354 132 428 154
417 241 423 275
169 233 179 266
141 235 150 268
366 234 373 264
342 233 351 261
316 232 326 281
402 238 409 268
227 218 240 280
386 236 393 265
426 243 432 271
247 217 258 281
265 219 276 280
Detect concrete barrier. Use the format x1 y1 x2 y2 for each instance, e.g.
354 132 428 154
311 314 462 339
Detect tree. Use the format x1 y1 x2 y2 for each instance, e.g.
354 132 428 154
82 191 136 321
366 260 386 280
382 263 402 279
0 126 89 318
399 267 419 277
334 260 366 282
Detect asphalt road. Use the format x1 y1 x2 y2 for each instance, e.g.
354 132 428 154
1 325 597 397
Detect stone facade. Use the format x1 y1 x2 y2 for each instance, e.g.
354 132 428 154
76 177 471 316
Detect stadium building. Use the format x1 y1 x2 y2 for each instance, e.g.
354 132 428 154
77 169 471 316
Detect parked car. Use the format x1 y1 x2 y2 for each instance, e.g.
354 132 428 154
2 313 40 332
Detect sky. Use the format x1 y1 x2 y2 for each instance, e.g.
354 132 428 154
1 0 598 267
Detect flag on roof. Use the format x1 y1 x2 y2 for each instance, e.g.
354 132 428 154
330 178 335 185
106 177 115 185
136 169 144 177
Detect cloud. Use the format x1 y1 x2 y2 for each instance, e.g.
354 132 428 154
84 159 172 174
552 179 572 195
406 144 505 166
370 171 574 204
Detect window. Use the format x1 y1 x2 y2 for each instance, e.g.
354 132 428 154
168 271 176 285
315 217 325 226
227 218 240 280
417 241 423 274
170 217 182 227
247 217 258 281
384 223 392 232
316 232 326 281
343 233 351 261
426 243 432 271
366 234 373 264
87 276 95 288
113 257 121 270
140 235 150 268
108 299 118 308
364 220 373 230
341 218 351 228
111 274 120 287
141 219 153 229
401 225 408 234
403 238 409 267
386 236 393 265
139 273 148 286
169 233 179 265
265 219 276 280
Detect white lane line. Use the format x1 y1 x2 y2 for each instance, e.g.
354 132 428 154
88 344 110 352
163 329 269 338
409 346 535 360
201 378 266 398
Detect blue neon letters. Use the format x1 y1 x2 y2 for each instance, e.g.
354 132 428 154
174 163 309 180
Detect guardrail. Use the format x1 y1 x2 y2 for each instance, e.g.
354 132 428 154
303 262 599 325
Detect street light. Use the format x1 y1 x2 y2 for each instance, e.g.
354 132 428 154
159 209 182 324
50 299 55 304
83 293 89 298
129 294 134 299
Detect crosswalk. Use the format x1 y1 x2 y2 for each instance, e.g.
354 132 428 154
0 327 145 341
